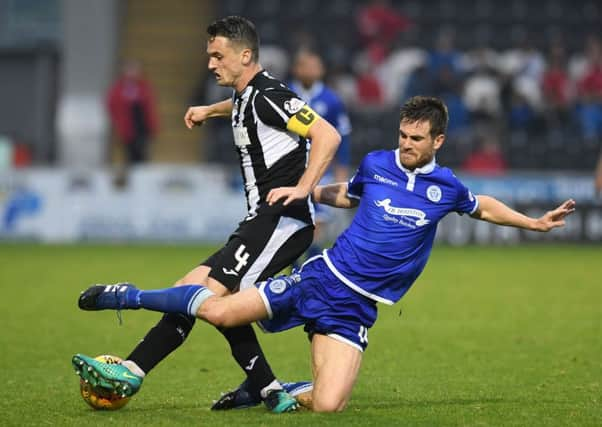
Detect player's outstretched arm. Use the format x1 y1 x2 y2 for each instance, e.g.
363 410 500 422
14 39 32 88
184 98 233 129
268 117 341 206
471 196 576 232
313 183 359 209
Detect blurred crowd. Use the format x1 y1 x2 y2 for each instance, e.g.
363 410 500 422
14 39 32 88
203 0 602 173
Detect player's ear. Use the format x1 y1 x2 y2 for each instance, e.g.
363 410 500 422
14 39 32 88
241 49 252 65
433 134 445 150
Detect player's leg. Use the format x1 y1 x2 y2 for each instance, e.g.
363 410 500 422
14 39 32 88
123 264 227 376
310 334 362 412
278 255 374 412
73 250 230 397
72 270 273 402
74 215 311 411
196 287 268 326
208 216 313 411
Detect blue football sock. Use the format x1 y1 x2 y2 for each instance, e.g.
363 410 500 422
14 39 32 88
135 285 214 316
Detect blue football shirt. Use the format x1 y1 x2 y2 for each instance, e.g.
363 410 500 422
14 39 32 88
324 149 479 305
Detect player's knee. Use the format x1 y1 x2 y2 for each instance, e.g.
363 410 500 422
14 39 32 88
174 272 199 287
311 394 347 413
197 298 230 327
174 266 211 287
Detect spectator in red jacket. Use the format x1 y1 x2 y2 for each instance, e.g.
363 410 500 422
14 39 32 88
462 136 508 176
542 43 572 113
356 0 411 49
107 60 159 164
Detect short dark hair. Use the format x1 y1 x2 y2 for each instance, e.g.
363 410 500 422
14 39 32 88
207 16 259 62
400 96 448 138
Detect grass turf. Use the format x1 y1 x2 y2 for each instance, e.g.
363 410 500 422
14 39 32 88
0 243 600 426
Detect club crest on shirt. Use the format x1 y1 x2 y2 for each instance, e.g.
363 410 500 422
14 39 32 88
426 185 442 203
269 278 287 294
284 98 305 114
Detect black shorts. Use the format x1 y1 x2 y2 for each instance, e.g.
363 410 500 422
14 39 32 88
203 214 313 292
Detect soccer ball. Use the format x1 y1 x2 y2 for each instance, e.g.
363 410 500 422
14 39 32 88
79 355 131 410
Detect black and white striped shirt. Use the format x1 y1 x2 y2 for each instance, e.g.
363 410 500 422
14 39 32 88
231 70 314 224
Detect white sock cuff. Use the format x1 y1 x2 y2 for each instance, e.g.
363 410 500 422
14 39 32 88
187 287 215 317
121 360 146 378
260 379 283 399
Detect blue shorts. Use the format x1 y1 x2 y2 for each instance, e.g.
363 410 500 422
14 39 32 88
256 256 378 352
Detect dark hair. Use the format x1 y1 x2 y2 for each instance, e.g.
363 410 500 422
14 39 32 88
207 16 259 62
400 96 448 138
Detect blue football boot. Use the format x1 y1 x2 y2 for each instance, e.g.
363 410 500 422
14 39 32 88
78 283 138 311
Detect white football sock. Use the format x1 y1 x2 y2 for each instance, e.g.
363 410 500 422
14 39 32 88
260 379 283 399
122 360 146 378
188 287 215 317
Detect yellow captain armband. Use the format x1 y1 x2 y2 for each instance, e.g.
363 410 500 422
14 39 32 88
286 105 320 137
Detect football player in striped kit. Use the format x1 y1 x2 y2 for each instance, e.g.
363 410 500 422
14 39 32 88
73 15 340 413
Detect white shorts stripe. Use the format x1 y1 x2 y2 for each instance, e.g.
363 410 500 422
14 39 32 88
240 216 309 289
256 281 274 319
323 249 395 305
326 333 364 353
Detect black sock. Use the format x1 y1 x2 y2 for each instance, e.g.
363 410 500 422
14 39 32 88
127 313 195 373
219 324 276 400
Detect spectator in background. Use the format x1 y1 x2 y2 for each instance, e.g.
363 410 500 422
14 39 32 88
462 135 507 176
463 65 502 121
428 28 463 86
289 49 352 264
107 59 159 164
508 90 537 131
354 0 411 108
437 68 471 144
498 34 545 123
356 0 411 65
404 64 434 100
542 42 572 122
569 35 602 87
353 51 384 107
575 36 602 144
377 35 427 106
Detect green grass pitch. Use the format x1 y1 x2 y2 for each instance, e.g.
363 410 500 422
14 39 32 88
0 243 600 426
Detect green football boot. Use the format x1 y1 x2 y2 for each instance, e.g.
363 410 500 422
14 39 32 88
263 389 299 413
72 353 143 397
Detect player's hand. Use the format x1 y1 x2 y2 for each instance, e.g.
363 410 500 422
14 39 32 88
267 186 310 206
534 199 576 231
184 106 212 129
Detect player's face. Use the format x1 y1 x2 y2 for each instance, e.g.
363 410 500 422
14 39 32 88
398 119 444 170
207 36 248 88
293 53 324 87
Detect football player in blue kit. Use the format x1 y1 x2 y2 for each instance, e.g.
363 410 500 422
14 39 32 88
75 96 575 412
